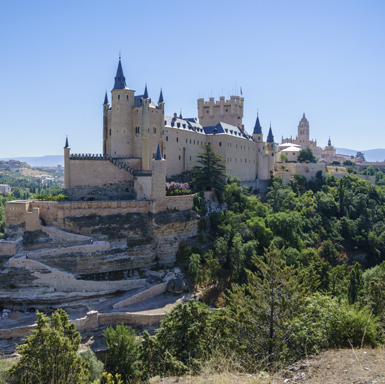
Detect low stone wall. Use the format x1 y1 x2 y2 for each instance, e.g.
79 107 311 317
0 310 165 340
41 226 92 243
98 312 165 327
166 195 194 211
9 258 146 293
330 172 375 185
113 282 167 309
0 238 22 256
57 200 154 220
275 163 327 181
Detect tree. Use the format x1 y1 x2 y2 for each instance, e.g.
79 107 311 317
331 161 341 166
226 245 306 367
355 151 366 161
343 159 354 166
297 148 316 163
348 263 363 304
191 144 227 199
103 324 139 382
7 309 89 384
80 348 104 383
280 153 288 163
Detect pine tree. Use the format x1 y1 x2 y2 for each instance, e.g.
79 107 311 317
7 309 89 384
226 244 307 367
191 144 227 198
348 262 363 304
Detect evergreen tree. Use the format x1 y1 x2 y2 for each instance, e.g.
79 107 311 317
191 144 227 198
348 262 363 304
227 245 307 367
297 148 316 163
7 309 89 384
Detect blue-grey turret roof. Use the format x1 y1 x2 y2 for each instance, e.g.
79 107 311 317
64 136 69 149
158 88 164 103
103 91 108 105
143 84 149 99
154 143 163 160
253 115 262 134
266 125 274 143
112 59 128 90
328 137 331 146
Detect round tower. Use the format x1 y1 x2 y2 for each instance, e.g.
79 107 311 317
151 143 167 212
266 124 276 176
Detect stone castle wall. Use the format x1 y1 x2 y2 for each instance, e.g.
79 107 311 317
275 163 327 181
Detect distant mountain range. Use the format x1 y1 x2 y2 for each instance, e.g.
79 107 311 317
0 155 63 167
335 148 385 163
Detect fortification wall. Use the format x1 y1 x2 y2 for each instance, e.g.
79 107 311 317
68 159 133 188
330 172 376 184
0 238 22 256
275 163 327 181
166 195 194 211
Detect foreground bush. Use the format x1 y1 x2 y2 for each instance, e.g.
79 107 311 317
7 309 89 384
289 293 383 356
80 348 104 383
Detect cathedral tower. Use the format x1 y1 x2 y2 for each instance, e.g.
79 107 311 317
297 113 310 147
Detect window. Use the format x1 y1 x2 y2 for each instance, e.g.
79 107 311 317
118 95 120 100
245 158 247 163
126 95 129 100
166 136 168 141
164 154 166 159
190 139 191 144
109 129 111 136
153 127 156 134
186 139 188 143
179 155 181 160
190 156 191 160
258 148 260 152
226 109 228 112
135 127 140 133
194 140 195 144
236 144 238 148
258 136 260 140
152 153 155 159
207 110 209 113
219 142 222 146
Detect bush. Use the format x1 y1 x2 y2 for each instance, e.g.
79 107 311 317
103 324 139 382
80 348 104 383
289 294 382 356
7 309 89 384
165 182 192 196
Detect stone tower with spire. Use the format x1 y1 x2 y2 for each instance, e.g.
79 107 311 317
266 124 276 177
64 136 70 189
297 113 310 147
104 58 164 170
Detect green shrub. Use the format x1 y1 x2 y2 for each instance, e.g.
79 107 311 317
103 324 139 382
289 293 382 356
80 348 104 383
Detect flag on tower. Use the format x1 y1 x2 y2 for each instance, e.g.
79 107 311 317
240 87 243 95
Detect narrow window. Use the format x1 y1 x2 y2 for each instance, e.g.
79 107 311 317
179 155 181 160
109 129 111 136
164 154 166 159
126 95 129 100
153 127 156 134
190 156 191 160
186 139 188 143
190 139 191 144
219 142 222 146
176 137 179 142
194 140 195 144
166 136 168 141
118 95 120 100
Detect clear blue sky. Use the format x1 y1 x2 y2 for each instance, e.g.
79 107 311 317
1 0 384 157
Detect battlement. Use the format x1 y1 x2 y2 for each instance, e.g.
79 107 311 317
198 95 244 128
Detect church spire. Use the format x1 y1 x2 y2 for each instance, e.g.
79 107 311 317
64 135 69 149
158 88 164 103
266 124 274 143
253 114 262 134
112 57 127 90
103 91 108 105
328 136 331 146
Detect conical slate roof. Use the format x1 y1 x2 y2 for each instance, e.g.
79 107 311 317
266 125 274 143
253 115 262 134
154 143 163 160
143 84 149 99
64 136 69 149
112 59 128 90
103 91 108 105
158 88 164 103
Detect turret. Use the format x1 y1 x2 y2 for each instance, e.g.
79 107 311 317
141 84 150 170
151 143 167 212
64 136 70 189
252 114 263 141
266 124 276 176
110 57 135 158
103 91 109 155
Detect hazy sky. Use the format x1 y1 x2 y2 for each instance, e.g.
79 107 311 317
1 0 384 157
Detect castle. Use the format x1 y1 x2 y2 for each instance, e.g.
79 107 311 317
64 57 276 203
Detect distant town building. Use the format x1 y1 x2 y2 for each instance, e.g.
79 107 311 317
0 184 10 194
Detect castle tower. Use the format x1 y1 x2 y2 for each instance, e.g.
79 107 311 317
103 92 109 155
197 95 244 127
266 125 276 176
141 85 150 170
64 136 70 188
151 143 166 212
297 113 310 148
252 114 266 179
157 89 165 157
109 57 135 158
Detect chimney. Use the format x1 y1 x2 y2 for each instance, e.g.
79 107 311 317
173 113 178 119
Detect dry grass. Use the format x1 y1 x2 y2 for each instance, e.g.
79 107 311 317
149 347 385 384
